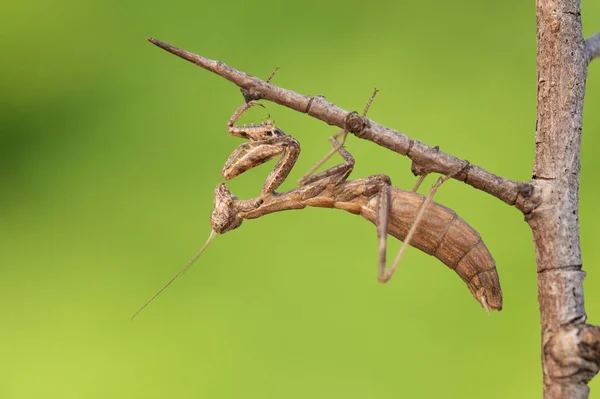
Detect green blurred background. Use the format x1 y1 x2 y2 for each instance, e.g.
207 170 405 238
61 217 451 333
1 0 600 398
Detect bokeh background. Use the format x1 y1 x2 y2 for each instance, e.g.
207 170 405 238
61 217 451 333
2 0 600 398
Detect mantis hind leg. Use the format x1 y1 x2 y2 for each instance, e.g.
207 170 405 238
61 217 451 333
378 170 468 282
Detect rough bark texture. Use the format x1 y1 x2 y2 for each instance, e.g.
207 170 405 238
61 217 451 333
148 3 600 394
532 1 600 397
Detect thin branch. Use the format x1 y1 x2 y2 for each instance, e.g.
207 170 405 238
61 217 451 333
586 32 600 64
147 37 534 214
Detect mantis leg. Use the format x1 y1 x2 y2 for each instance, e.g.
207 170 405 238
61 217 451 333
260 136 300 196
298 131 354 186
376 182 392 282
378 159 469 281
221 136 301 198
298 89 379 187
222 141 272 173
227 101 265 129
377 176 451 282
411 173 429 192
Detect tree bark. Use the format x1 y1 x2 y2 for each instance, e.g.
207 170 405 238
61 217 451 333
148 1 600 393
531 1 600 397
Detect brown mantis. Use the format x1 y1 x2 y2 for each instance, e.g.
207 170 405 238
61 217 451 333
132 89 503 319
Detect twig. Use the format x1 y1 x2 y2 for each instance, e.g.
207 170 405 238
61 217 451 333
586 32 600 64
147 37 534 214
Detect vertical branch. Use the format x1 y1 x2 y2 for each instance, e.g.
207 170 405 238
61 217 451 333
531 0 599 397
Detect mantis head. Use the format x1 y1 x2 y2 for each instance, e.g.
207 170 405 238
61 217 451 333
210 183 244 234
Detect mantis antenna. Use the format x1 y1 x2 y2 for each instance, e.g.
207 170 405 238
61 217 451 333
131 229 217 320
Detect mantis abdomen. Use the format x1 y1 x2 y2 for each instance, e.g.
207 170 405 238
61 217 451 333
361 188 501 310
293 176 503 310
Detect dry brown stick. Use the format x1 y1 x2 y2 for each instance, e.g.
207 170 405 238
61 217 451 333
586 32 600 64
147 37 534 214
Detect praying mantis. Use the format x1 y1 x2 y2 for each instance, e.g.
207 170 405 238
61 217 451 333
132 88 503 319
